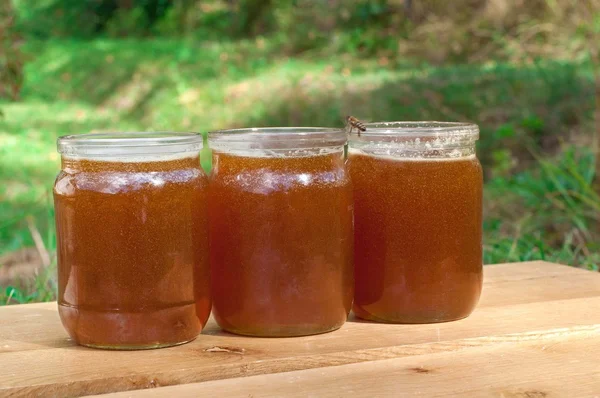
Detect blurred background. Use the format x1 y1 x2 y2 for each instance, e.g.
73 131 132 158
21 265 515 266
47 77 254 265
0 0 598 304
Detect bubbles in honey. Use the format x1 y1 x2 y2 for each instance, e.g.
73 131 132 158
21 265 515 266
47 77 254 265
209 151 354 336
350 151 483 323
54 155 210 348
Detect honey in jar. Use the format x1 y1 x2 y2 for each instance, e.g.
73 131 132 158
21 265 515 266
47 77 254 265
54 132 210 349
207 127 353 336
349 122 483 323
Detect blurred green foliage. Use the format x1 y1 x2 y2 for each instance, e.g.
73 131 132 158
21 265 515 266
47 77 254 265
485 146 600 270
11 0 599 60
0 0 24 100
13 0 172 38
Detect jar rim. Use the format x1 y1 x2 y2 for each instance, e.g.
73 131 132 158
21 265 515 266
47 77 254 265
209 127 347 148
351 121 479 140
57 132 203 157
348 121 478 159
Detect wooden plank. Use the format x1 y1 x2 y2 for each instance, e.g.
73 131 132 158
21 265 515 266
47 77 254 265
102 326 600 397
0 262 598 397
480 262 600 307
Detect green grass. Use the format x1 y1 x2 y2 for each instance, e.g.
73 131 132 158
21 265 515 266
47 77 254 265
0 37 598 304
484 146 600 270
2 262 57 305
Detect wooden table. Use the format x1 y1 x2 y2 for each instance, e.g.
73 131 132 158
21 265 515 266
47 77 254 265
1 261 599 397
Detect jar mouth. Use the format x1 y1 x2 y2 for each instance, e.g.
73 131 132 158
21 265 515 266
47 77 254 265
57 132 203 158
208 127 347 151
353 121 479 141
349 121 478 159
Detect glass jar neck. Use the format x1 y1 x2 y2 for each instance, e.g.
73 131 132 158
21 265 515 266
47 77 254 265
208 127 347 156
348 122 478 159
57 132 203 160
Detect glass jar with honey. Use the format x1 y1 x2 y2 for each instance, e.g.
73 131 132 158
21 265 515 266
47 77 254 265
54 132 210 349
349 122 482 323
207 127 354 337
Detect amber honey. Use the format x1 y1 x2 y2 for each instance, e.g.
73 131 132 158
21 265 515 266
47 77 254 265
349 151 483 323
54 134 210 349
209 147 353 337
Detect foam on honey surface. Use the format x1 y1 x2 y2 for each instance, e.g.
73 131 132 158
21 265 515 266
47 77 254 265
63 151 199 162
210 147 341 158
348 147 476 161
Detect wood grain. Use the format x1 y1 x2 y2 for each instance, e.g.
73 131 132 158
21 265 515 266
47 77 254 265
101 326 600 398
0 261 599 397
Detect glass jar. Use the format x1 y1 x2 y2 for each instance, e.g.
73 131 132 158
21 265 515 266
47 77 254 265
349 122 483 323
207 127 354 336
54 132 211 349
